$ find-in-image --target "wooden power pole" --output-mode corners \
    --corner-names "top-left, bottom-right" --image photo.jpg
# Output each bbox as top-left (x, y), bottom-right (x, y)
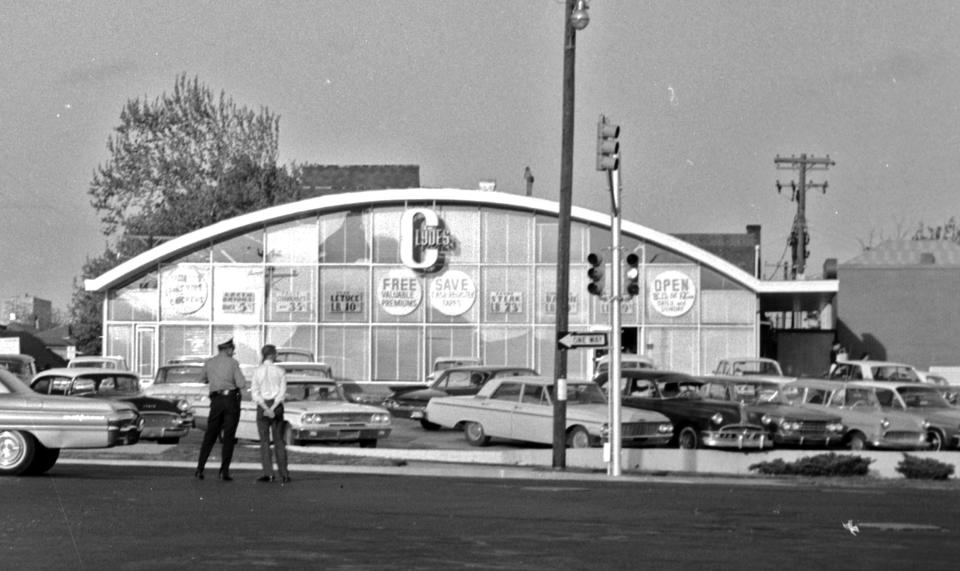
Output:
top-left (774, 154), bottom-right (835, 279)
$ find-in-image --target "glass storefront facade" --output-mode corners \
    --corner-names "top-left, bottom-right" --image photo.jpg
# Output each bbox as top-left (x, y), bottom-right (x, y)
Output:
top-left (100, 197), bottom-right (757, 383)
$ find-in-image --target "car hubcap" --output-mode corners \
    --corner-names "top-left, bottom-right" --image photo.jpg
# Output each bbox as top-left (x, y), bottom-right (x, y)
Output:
top-left (571, 432), bottom-right (589, 448)
top-left (0, 431), bottom-right (25, 469)
top-left (467, 423), bottom-right (482, 440)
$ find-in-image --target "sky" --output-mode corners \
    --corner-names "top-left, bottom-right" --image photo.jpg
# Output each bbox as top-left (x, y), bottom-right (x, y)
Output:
top-left (3, 1), bottom-right (960, 311)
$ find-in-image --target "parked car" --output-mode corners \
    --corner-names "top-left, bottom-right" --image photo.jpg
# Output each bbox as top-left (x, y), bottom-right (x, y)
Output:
top-left (828, 359), bottom-right (922, 382)
top-left (29, 368), bottom-right (193, 444)
top-left (426, 356), bottom-right (482, 383)
top-left (67, 355), bottom-right (129, 370)
top-left (0, 369), bottom-right (142, 476)
top-left (783, 379), bottom-right (927, 450)
top-left (917, 370), bottom-right (960, 405)
top-left (592, 354), bottom-right (655, 381)
top-left (142, 363), bottom-right (210, 428)
top-left (235, 376), bottom-right (392, 447)
top-left (0, 354), bottom-right (38, 383)
top-left (699, 376), bottom-right (845, 447)
top-left (424, 375), bottom-right (674, 448)
top-left (383, 365), bottom-right (537, 428)
top-left (594, 369), bottom-right (771, 450)
top-left (712, 357), bottom-right (794, 384)
top-left (862, 381), bottom-right (960, 451)
top-left (338, 380), bottom-right (391, 406)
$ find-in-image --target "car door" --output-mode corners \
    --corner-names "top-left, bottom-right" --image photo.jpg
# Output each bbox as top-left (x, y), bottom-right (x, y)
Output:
top-left (480, 382), bottom-right (522, 439)
top-left (510, 383), bottom-right (552, 444)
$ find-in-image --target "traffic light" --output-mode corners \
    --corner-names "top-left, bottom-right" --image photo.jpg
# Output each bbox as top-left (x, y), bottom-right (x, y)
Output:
top-left (587, 252), bottom-right (604, 296)
top-left (625, 252), bottom-right (640, 297)
top-left (596, 115), bottom-right (620, 171)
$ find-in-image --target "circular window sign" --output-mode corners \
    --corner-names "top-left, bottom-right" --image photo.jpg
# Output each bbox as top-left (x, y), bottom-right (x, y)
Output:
top-left (163, 265), bottom-right (209, 316)
top-left (377, 268), bottom-right (423, 316)
top-left (649, 270), bottom-right (696, 317)
top-left (429, 270), bottom-right (477, 316)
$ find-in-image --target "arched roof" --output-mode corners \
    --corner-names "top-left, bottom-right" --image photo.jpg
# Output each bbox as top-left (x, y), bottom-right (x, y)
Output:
top-left (85, 188), bottom-right (836, 299)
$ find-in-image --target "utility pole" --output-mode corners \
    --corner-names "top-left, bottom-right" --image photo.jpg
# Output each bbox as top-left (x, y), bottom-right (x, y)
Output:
top-left (774, 154), bottom-right (835, 279)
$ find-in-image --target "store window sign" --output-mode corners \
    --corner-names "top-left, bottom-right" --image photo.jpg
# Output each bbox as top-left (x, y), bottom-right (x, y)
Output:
top-left (330, 291), bottom-right (363, 313)
top-left (399, 208), bottom-right (455, 271)
top-left (489, 291), bottom-right (523, 314)
top-left (429, 270), bottom-right (476, 316)
top-left (650, 270), bottom-right (696, 317)
top-left (274, 292), bottom-right (312, 314)
top-left (378, 269), bottom-right (423, 316)
top-left (222, 291), bottom-right (256, 314)
top-left (544, 293), bottom-right (579, 314)
top-left (162, 266), bottom-right (208, 316)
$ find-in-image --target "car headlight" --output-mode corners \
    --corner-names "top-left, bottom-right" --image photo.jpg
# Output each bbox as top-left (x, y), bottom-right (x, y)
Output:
top-left (302, 413), bottom-right (324, 424)
top-left (176, 399), bottom-right (192, 412)
top-left (383, 398), bottom-right (397, 408)
top-left (371, 413), bottom-right (391, 424)
top-left (881, 418), bottom-right (891, 429)
top-left (779, 419), bottom-right (800, 431)
top-left (600, 423), bottom-right (610, 437)
top-left (658, 423), bottom-right (673, 434)
top-left (761, 414), bottom-right (774, 425)
top-left (827, 422), bottom-right (844, 432)
top-left (710, 413), bottom-right (724, 425)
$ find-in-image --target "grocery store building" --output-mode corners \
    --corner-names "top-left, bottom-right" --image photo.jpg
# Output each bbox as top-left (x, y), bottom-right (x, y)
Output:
top-left (85, 189), bottom-right (838, 383)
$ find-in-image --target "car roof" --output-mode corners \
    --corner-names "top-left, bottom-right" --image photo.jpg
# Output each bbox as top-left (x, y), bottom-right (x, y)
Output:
top-left (849, 380), bottom-right (934, 390)
top-left (37, 367), bottom-right (138, 377)
top-left (159, 362), bottom-right (203, 369)
top-left (440, 365), bottom-right (535, 373)
top-left (836, 359), bottom-right (914, 368)
top-left (703, 375), bottom-right (783, 386)
top-left (0, 353), bottom-right (35, 362)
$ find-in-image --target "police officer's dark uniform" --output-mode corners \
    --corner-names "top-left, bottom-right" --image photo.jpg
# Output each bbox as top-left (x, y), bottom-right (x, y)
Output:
top-left (195, 338), bottom-right (247, 481)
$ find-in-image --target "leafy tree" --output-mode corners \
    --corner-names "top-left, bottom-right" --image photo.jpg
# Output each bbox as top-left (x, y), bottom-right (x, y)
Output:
top-left (71, 74), bottom-right (306, 352)
top-left (88, 73), bottom-right (283, 236)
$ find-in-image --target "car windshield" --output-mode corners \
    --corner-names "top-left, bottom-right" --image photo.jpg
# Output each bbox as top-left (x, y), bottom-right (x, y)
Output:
top-left (731, 361), bottom-right (780, 376)
top-left (281, 366), bottom-right (331, 379)
top-left (897, 386), bottom-right (951, 408)
top-left (726, 382), bottom-right (787, 404)
top-left (155, 367), bottom-right (204, 384)
top-left (872, 365), bottom-right (920, 382)
top-left (285, 382), bottom-right (343, 402)
top-left (548, 383), bottom-right (606, 405)
top-left (0, 358), bottom-right (29, 375)
top-left (843, 388), bottom-right (881, 408)
top-left (94, 375), bottom-right (140, 394)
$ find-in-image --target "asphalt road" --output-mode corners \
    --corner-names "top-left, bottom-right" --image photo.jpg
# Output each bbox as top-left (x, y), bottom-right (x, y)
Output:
top-left (3, 463), bottom-right (959, 570)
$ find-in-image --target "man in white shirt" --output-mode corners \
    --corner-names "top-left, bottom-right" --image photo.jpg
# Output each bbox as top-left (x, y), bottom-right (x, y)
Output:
top-left (251, 344), bottom-right (290, 483)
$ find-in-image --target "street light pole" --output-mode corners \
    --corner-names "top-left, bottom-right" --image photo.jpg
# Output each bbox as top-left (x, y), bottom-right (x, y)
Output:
top-left (553, 0), bottom-right (588, 469)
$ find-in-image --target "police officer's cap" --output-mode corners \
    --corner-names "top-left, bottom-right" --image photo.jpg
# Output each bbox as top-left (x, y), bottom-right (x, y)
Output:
top-left (217, 338), bottom-right (236, 350)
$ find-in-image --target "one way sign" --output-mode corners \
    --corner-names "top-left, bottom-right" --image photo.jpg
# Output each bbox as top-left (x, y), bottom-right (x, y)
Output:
top-left (557, 331), bottom-right (608, 350)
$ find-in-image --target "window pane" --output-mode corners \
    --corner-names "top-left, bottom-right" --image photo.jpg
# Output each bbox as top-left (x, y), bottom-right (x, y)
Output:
top-left (160, 325), bottom-right (210, 364)
top-left (213, 230), bottom-right (264, 263)
top-left (373, 267), bottom-right (424, 323)
top-left (483, 267), bottom-right (531, 324)
top-left (372, 209), bottom-right (402, 264)
top-left (214, 266), bottom-right (265, 323)
top-left (265, 325), bottom-right (315, 358)
top-left (436, 207), bottom-right (480, 263)
top-left (266, 266), bottom-right (316, 322)
top-left (372, 326), bottom-right (422, 382)
top-left (108, 273), bottom-right (158, 321)
top-left (319, 326), bottom-right (369, 381)
top-left (320, 210), bottom-right (370, 263)
top-left (212, 325), bottom-right (261, 366)
top-left (484, 211), bottom-right (532, 264)
top-left (105, 325), bottom-right (133, 369)
top-left (265, 217), bottom-right (318, 263)
top-left (481, 327), bottom-right (532, 368)
top-left (426, 327), bottom-right (479, 370)
top-left (427, 268), bottom-right (479, 323)
top-left (320, 267), bottom-right (369, 322)
top-left (160, 264), bottom-right (211, 321)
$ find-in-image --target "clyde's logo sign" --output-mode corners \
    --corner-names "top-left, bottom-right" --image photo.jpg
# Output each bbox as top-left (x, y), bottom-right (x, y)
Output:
top-left (399, 208), bottom-right (455, 271)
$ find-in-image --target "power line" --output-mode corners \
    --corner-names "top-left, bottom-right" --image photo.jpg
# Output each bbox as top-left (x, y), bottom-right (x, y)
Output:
top-left (774, 154), bottom-right (835, 279)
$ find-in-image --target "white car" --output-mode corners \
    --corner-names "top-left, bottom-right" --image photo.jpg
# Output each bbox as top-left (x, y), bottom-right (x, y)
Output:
top-left (713, 357), bottom-right (794, 384)
top-left (67, 355), bottom-right (129, 371)
top-left (828, 359), bottom-right (922, 382)
top-left (236, 374), bottom-right (391, 447)
top-left (425, 375), bottom-right (673, 448)
top-left (142, 363), bottom-right (210, 428)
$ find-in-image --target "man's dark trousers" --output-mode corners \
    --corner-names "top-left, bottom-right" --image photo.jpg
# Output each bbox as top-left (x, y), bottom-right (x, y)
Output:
top-left (197, 391), bottom-right (241, 473)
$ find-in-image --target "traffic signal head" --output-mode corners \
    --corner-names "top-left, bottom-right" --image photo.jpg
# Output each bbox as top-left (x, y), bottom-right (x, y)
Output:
top-left (625, 252), bottom-right (640, 297)
top-left (596, 115), bottom-right (620, 171)
top-left (587, 252), bottom-right (604, 297)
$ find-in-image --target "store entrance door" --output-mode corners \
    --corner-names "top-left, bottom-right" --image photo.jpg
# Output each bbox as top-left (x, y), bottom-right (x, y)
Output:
top-left (135, 326), bottom-right (157, 382)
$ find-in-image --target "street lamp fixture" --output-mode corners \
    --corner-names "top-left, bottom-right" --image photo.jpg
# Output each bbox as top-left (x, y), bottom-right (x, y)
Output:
top-left (571, 0), bottom-right (590, 30)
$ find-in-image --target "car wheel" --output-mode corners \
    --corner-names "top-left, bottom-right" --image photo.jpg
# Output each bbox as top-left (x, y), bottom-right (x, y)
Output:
top-left (847, 432), bottom-right (867, 451)
top-left (927, 430), bottom-right (945, 451)
top-left (566, 426), bottom-right (591, 449)
top-left (284, 425), bottom-right (301, 446)
top-left (678, 427), bottom-right (699, 449)
top-left (359, 439), bottom-right (378, 448)
top-left (464, 422), bottom-right (490, 446)
top-left (24, 445), bottom-right (60, 476)
top-left (0, 430), bottom-right (37, 476)
top-left (419, 419), bottom-right (441, 431)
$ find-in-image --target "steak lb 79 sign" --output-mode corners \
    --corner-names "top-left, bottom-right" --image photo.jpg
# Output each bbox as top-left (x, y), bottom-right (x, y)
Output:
top-left (649, 270), bottom-right (696, 317)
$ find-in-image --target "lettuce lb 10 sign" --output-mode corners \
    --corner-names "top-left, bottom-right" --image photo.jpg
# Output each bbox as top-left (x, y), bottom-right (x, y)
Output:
top-left (649, 270), bottom-right (696, 317)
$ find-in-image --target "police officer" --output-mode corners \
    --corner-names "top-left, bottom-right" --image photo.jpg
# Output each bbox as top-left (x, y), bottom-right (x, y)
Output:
top-left (195, 338), bottom-right (247, 481)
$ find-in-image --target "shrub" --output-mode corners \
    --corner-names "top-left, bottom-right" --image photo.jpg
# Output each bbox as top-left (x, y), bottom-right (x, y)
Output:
top-left (895, 454), bottom-right (955, 480)
top-left (749, 453), bottom-right (874, 477)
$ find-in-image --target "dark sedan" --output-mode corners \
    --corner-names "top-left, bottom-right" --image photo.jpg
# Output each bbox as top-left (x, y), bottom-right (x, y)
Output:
top-left (699, 376), bottom-right (845, 447)
top-left (594, 369), bottom-right (771, 450)
top-left (384, 366), bottom-right (537, 429)
top-left (30, 368), bottom-right (193, 444)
